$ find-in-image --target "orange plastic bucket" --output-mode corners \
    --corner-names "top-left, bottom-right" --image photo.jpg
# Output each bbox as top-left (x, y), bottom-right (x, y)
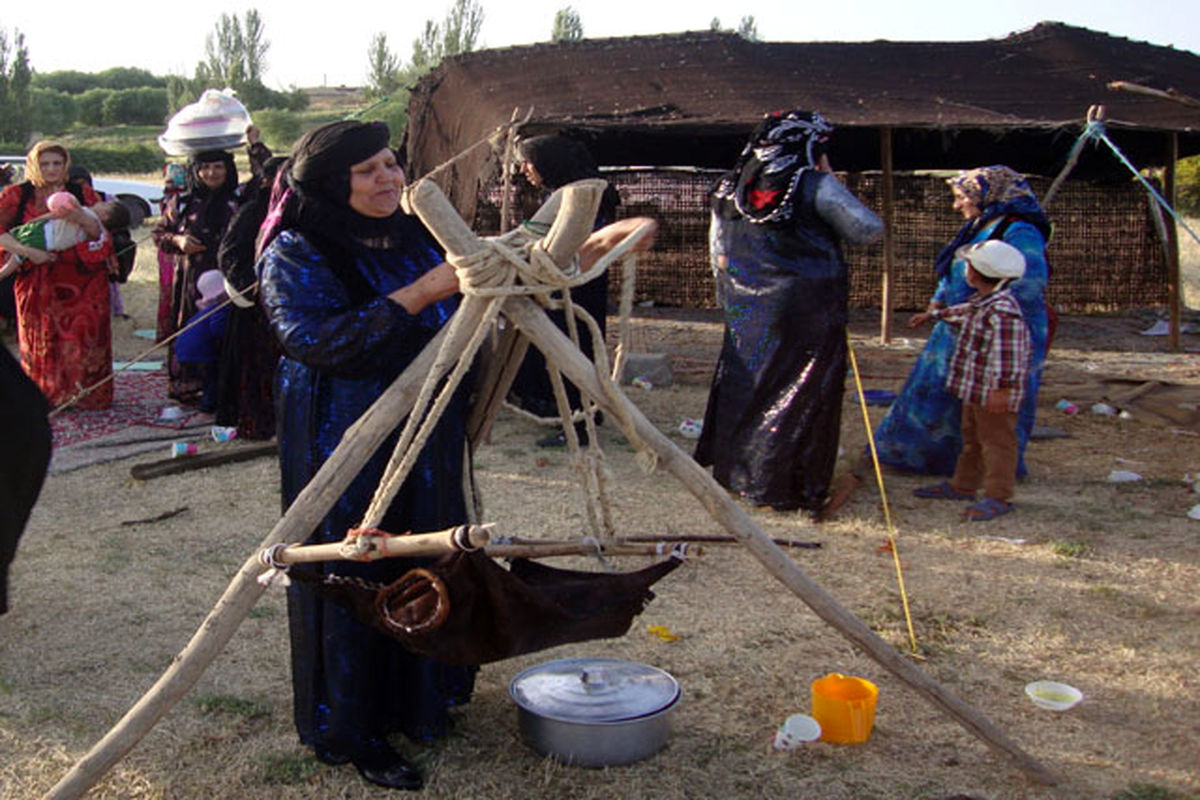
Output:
top-left (810, 673), bottom-right (878, 744)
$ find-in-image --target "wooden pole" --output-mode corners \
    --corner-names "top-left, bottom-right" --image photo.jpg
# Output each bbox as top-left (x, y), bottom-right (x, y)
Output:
top-left (879, 126), bottom-right (896, 344)
top-left (1165, 132), bottom-right (1181, 352)
top-left (502, 295), bottom-right (1059, 785)
top-left (272, 524), bottom-right (492, 565)
top-left (129, 443), bottom-right (277, 481)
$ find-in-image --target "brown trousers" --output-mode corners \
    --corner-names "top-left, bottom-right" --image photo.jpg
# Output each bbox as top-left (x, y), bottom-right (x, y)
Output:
top-left (951, 404), bottom-right (1019, 502)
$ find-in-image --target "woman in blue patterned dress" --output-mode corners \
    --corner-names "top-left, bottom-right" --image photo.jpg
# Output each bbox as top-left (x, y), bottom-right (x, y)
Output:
top-left (872, 165), bottom-right (1052, 478)
top-left (257, 121), bottom-right (469, 792)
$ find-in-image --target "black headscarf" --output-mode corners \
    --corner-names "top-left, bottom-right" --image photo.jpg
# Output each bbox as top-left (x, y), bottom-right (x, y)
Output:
top-left (274, 121), bottom-right (425, 302)
top-left (517, 134), bottom-right (620, 222)
top-left (711, 109), bottom-right (834, 224)
top-left (182, 149), bottom-right (239, 237)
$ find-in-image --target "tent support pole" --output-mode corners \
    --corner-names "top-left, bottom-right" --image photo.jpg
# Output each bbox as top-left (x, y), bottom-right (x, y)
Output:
top-left (1165, 132), bottom-right (1181, 352)
top-left (879, 126), bottom-right (896, 344)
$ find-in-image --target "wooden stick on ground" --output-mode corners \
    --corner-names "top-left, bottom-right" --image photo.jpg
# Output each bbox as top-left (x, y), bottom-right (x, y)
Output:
top-left (130, 443), bottom-right (277, 480)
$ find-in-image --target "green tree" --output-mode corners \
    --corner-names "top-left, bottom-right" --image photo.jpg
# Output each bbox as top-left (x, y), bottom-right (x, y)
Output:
top-left (0, 28), bottom-right (33, 143)
top-left (77, 88), bottom-right (116, 127)
top-left (175, 10), bottom-right (304, 113)
top-left (205, 12), bottom-right (247, 87)
top-left (29, 87), bottom-right (77, 134)
top-left (32, 70), bottom-right (95, 94)
top-left (708, 16), bottom-right (759, 41)
top-left (96, 66), bottom-right (165, 90)
top-left (365, 32), bottom-right (401, 100)
top-left (737, 15), bottom-right (758, 42)
top-left (551, 6), bottom-right (583, 42)
top-left (407, 0), bottom-right (484, 75)
top-left (101, 87), bottom-right (169, 126)
top-left (242, 9), bottom-right (269, 84)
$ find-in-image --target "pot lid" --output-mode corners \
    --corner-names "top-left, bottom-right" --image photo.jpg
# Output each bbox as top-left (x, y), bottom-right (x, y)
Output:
top-left (510, 658), bottom-right (680, 723)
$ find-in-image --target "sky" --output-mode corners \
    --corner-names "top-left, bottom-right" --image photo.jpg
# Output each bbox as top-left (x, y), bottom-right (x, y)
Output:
top-left (5, 0), bottom-right (1200, 89)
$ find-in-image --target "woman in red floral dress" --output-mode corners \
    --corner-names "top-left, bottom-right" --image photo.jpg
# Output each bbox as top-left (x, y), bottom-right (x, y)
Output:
top-left (0, 141), bottom-right (114, 409)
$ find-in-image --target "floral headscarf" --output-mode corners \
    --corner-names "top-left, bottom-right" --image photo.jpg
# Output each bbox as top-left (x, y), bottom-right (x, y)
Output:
top-left (934, 165), bottom-right (1051, 280)
top-left (25, 141), bottom-right (71, 189)
top-left (947, 165), bottom-right (1040, 213)
top-left (712, 109), bottom-right (834, 224)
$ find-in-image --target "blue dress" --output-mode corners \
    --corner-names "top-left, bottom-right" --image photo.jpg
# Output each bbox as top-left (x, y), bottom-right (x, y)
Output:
top-left (258, 221), bottom-right (475, 754)
top-left (872, 218), bottom-right (1049, 476)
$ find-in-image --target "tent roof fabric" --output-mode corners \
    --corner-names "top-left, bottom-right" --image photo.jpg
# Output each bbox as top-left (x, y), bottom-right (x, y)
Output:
top-left (405, 22), bottom-right (1200, 212)
top-left (418, 22), bottom-right (1200, 132)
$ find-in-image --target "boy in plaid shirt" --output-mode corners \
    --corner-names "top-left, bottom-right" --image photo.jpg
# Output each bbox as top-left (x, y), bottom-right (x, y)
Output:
top-left (910, 240), bottom-right (1031, 521)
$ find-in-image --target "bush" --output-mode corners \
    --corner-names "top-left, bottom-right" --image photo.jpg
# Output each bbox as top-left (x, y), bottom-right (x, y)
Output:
top-left (29, 88), bottom-right (78, 134)
top-left (32, 67), bottom-right (164, 95)
top-left (77, 89), bottom-right (116, 127)
top-left (101, 88), bottom-right (169, 126)
top-left (237, 82), bottom-right (310, 112)
top-left (67, 142), bottom-right (164, 174)
top-left (359, 94), bottom-right (409, 144)
top-left (95, 67), bottom-right (165, 91)
top-left (253, 109), bottom-right (303, 152)
top-left (1176, 155), bottom-right (1200, 216)
top-left (32, 70), bottom-right (96, 95)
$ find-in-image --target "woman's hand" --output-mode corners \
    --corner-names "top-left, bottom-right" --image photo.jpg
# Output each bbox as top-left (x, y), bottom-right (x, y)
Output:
top-left (908, 311), bottom-right (934, 329)
top-left (176, 234), bottom-right (206, 254)
top-left (387, 261), bottom-right (460, 313)
top-left (578, 217), bottom-right (658, 272)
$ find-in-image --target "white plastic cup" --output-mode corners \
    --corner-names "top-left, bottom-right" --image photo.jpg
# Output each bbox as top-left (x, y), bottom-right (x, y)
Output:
top-left (773, 713), bottom-right (821, 750)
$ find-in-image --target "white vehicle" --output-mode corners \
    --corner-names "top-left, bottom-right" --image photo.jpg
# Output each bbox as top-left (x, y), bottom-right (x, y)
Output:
top-left (91, 178), bottom-right (163, 220)
top-left (1, 156), bottom-right (163, 223)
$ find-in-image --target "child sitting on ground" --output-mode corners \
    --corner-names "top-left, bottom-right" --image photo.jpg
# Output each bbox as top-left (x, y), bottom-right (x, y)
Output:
top-left (909, 240), bottom-right (1031, 522)
top-left (0, 192), bottom-right (129, 280)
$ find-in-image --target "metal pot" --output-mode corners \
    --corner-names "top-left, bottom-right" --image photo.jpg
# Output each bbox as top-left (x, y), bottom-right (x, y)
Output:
top-left (509, 657), bottom-right (681, 767)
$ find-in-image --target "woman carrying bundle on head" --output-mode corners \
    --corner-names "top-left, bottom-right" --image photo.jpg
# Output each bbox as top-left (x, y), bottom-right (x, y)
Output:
top-left (153, 149), bottom-right (240, 405)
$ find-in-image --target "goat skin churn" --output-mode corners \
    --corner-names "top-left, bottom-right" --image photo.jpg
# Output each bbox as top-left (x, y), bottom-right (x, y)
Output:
top-left (509, 657), bottom-right (680, 767)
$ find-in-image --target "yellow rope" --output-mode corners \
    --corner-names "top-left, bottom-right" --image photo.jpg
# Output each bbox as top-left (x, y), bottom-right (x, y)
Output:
top-left (846, 336), bottom-right (919, 655)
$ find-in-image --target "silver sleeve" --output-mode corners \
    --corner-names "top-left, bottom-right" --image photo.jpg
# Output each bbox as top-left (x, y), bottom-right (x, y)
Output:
top-left (813, 173), bottom-right (885, 246)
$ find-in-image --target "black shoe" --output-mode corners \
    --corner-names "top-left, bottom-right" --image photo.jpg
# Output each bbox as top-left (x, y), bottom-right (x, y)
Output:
top-left (353, 745), bottom-right (424, 791)
top-left (536, 430), bottom-right (568, 448)
top-left (313, 746), bottom-right (351, 766)
top-left (536, 425), bottom-right (589, 448)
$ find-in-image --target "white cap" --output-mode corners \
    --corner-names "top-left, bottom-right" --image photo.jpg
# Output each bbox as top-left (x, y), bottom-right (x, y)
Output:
top-left (956, 240), bottom-right (1026, 279)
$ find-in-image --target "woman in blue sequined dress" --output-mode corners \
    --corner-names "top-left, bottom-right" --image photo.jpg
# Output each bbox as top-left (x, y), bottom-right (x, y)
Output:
top-left (871, 165), bottom-right (1052, 478)
top-left (257, 121), bottom-right (470, 792)
top-left (693, 110), bottom-right (883, 516)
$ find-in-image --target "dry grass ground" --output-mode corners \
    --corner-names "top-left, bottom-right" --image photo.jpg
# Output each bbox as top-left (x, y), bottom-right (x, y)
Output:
top-left (1, 246), bottom-right (1199, 800)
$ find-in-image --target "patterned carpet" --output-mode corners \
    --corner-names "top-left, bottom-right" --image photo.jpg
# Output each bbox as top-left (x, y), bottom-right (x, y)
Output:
top-left (48, 370), bottom-right (215, 473)
top-left (50, 370), bottom-right (187, 448)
